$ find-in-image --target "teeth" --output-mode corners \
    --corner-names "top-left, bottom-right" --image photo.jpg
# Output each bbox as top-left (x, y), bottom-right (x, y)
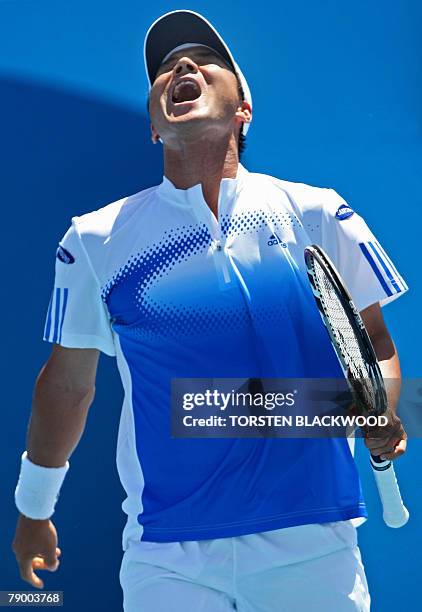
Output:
top-left (174, 80), bottom-right (195, 94)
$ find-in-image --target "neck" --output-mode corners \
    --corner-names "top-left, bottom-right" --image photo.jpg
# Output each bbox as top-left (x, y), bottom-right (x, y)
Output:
top-left (163, 133), bottom-right (240, 217)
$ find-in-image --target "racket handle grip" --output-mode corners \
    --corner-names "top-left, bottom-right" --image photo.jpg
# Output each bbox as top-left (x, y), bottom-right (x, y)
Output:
top-left (370, 455), bottom-right (409, 528)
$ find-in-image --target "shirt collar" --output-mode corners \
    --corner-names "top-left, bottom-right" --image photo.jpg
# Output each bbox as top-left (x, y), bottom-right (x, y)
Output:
top-left (157, 163), bottom-right (248, 207)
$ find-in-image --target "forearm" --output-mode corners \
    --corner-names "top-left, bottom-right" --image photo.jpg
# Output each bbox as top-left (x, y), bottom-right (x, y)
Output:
top-left (361, 303), bottom-right (401, 414)
top-left (27, 365), bottom-right (95, 467)
top-left (372, 335), bottom-right (401, 414)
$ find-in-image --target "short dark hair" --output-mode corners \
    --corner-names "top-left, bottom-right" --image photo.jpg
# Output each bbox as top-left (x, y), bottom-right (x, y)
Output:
top-left (147, 64), bottom-right (247, 159)
top-left (234, 74), bottom-right (247, 158)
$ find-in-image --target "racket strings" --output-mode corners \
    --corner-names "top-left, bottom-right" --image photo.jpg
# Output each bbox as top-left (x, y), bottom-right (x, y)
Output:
top-left (313, 259), bottom-right (377, 411)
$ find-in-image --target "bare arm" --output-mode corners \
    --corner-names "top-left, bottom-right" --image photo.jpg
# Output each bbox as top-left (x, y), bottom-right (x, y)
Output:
top-left (360, 302), bottom-right (406, 460)
top-left (13, 345), bottom-right (100, 588)
top-left (27, 345), bottom-right (100, 466)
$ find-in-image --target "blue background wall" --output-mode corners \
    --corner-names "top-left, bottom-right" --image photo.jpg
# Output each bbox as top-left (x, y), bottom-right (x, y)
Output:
top-left (1, 1), bottom-right (420, 610)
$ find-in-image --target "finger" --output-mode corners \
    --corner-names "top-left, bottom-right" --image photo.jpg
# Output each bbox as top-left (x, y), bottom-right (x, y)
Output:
top-left (375, 436), bottom-right (403, 456)
top-left (364, 438), bottom-right (391, 453)
top-left (366, 435), bottom-right (402, 455)
top-left (368, 443), bottom-right (394, 456)
top-left (364, 435), bottom-right (389, 446)
top-left (381, 438), bottom-right (407, 461)
top-left (370, 446), bottom-right (395, 457)
top-left (32, 556), bottom-right (60, 572)
top-left (19, 558), bottom-right (44, 589)
top-left (43, 550), bottom-right (60, 571)
top-left (32, 556), bottom-right (45, 569)
top-left (372, 437), bottom-right (405, 459)
top-left (364, 430), bottom-right (390, 442)
top-left (381, 448), bottom-right (405, 461)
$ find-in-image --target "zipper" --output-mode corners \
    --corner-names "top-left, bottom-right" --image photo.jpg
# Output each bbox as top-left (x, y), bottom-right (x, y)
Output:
top-left (191, 191), bottom-right (233, 289)
top-left (212, 239), bottom-right (231, 285)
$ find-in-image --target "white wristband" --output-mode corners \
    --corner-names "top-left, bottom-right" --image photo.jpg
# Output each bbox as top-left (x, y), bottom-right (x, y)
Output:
top-left (15, 452), bottom-right (69, 520)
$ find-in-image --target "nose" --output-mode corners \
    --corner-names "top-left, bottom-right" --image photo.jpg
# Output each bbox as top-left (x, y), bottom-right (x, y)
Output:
top-left (173, 57), bottom-right (199, 77)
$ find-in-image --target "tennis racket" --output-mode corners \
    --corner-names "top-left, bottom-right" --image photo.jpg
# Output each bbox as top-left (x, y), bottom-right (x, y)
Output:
top-left (304, 244), bottom-right (409, 528)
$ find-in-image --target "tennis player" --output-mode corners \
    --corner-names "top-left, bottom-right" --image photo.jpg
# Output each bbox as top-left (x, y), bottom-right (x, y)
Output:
top-left (13, 10), bottom-right (408, 611)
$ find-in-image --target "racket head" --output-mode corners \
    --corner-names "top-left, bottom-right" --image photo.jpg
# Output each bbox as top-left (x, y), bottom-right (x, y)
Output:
top-left (304, 244), bottom-right (387, 416)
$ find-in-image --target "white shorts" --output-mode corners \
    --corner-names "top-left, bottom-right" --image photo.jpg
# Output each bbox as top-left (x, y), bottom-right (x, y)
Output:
top-left (120, 521), bottom-right (370, 612)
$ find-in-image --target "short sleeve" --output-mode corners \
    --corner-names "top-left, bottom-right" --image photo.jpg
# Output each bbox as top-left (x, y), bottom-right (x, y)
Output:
top-left (43, 219), bottom-right (116, 356)
top-left (320, 190), bottom-right (408, 312)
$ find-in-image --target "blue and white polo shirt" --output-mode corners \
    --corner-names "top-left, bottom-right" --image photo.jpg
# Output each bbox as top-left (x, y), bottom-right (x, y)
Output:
top-left (43, 164), bottom-right (407, 547)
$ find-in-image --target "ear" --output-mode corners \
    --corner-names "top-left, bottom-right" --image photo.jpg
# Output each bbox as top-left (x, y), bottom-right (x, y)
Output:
top-left (150, 123), bottom-right (161, 144)
top-left (235, 101), bottom-right (252, 125)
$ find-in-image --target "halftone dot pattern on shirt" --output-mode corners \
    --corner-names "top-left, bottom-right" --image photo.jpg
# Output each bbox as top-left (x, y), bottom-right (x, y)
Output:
top-left (101, 208), bottom-right (301, 303)
top-left (100, 210), bottom-right (303, 339)
top-left (128, 303), bottom-right (252, 340)
top-left (220, 209), bottom-right (302, 238)
top-left (101, 223), bottom-right (212, 304)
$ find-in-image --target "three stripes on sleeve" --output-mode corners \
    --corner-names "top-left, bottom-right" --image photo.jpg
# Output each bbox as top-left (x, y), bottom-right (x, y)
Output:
top-left (43, 287), bottom-right (69, 344)
top-left (359, 240), bottom-right (407, 298)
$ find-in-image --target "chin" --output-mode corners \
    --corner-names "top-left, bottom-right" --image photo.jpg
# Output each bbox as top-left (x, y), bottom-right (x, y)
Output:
top-left (166, 109), bottom-right (212, 130)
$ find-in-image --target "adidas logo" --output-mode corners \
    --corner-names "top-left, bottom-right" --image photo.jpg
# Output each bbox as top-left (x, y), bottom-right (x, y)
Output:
top-left (268, 234), bottom-right (287, 248)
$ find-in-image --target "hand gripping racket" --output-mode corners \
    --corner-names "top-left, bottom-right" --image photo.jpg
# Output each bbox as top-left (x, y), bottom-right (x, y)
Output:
top-left (304, 244), bottom-right (409, 528)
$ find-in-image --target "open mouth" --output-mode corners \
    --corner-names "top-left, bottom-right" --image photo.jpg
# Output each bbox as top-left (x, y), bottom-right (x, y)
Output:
top-left (171, 79), bottom-right (202, 104)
